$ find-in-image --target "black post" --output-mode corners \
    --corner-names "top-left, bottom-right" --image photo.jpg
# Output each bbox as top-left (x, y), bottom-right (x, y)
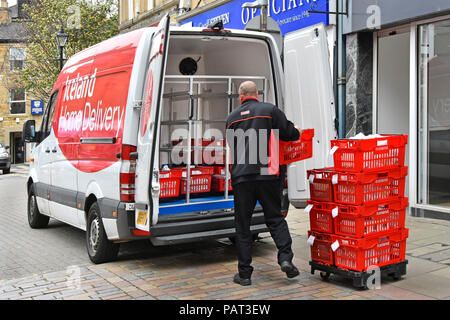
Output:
top-left (59, 45), bottom-right (64, 71)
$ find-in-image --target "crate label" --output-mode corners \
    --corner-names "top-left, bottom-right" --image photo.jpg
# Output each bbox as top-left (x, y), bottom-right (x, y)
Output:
top-left (377, 242), bottom-right (390, 248)
top-left (309, 175), bottom-right (315, 184)
top-left (332, 174), bottom-right (339, 185)
top-left (377, 139), bottom-right (388, 146)
top-left (330, 146), bottom-right (339, 155)
top-left (305, 204), bottom-right (313, 213)
top-left (331, 240), bottom-right (340, 252)
top-left (332, 207), bottom-right (339, 218)
top-left (307, 235), bottom-right (315, 246)
top-left (375, 178), bottom-right (388, 184)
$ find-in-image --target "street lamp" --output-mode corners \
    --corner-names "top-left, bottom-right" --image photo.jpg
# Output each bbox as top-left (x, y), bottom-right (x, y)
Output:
top-left (56, 26), bottom-right (68, 71)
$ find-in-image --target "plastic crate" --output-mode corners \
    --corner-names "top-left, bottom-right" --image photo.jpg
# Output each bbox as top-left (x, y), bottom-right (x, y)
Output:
top-left (308, 230), bottom-right (334, 266)
top-left (211, 174), bottom-right (233, 192)
top-left (307, 168), bottom-right (335, 202)
top-left (306, 200), bottom-right (336, 234)
top-left (331, 135), bottom-right (408, 173)
top-left (332, 229), bottom-right (409, 272)
top-left (334, 198), bottom-right (408, 238)
top-left (333, 166), bottom-right (408, 205)
top-left (279, 129), bottom-right (314, 165)
top-left (159, 169), bottom-right (183, 199)
top-left (181, 175), bottom-right (212, 194)
top-left (172, 139), bottom-right (226, 165)
top-left (172, 166), bottom-right (214, 178)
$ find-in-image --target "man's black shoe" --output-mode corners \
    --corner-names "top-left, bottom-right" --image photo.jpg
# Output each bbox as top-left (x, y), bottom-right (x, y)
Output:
top-left (233, 273), bottom-right (251, 286)
top-left (280, 261), bottom-right (300, 278)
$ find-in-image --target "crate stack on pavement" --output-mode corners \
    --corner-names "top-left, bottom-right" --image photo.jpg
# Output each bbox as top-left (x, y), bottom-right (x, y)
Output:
top-left (306, 134), bottom-right (409, 273)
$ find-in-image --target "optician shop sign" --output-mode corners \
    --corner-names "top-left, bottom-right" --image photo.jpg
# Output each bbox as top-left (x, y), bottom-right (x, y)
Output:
top-left (181, 0), bottom-right (329, 36)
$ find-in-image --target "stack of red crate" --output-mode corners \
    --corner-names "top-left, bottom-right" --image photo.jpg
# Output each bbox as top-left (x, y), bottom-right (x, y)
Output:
top-left (306, 134), bottom-right (409, 272)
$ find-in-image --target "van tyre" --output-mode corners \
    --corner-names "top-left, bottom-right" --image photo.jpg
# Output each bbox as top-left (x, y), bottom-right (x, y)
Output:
top-left (28, 185), bottom-right (49, 228)
top-left (86, 202), bottom-right (120, 264)
top-left (3, 168), bottom-right (10, 174)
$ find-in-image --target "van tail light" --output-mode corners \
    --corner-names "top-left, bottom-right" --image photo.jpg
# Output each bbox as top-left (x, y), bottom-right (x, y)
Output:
top-left (120, 145), bottom-right (137, 202)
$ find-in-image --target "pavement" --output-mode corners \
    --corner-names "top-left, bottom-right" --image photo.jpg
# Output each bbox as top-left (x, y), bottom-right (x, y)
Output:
top-left (1, 167), bottom-right (450, 300)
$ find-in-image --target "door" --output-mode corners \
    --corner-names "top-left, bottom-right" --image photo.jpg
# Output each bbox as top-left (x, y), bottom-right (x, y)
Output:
top-left (48, 89), bottom-right (81, 227)
top-left (283, 23), bottom-right (337, 205)
top-left (134, 15), bottom-right (170, 232)
top-left (34, 91), bottom-right (59, 216)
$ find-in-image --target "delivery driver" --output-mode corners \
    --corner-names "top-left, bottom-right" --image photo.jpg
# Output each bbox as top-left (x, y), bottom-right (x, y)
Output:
top-left (226, 81), bottom-right (302, 286)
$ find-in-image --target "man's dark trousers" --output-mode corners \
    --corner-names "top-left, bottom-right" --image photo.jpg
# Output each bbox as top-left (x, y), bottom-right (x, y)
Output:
top-left (233, 178), bottom-right (294, 279)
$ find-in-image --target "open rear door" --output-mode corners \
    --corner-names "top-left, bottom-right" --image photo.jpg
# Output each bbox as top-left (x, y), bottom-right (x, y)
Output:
top-left (283, 23), bottom-right (337, 207)
top-left (134, 15), bottom-right (170, 231)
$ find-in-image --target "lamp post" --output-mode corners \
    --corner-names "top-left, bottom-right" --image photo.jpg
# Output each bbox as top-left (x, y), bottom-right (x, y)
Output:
top-left (56, 26), bottom-right (69, 71)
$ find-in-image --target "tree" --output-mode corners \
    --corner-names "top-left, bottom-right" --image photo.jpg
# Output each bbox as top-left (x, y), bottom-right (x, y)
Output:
top-left (17, 0), bottom-right (119, 101)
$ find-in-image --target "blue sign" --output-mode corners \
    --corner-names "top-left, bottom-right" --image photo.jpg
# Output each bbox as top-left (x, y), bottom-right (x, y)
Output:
top-left (181, 0), bottom-right (329, 36)
top-left (31, 100), bottom-right (44, 115)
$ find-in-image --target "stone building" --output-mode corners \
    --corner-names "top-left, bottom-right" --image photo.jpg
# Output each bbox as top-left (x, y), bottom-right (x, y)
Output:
top-left (0, 0), bottom-right (41, 164)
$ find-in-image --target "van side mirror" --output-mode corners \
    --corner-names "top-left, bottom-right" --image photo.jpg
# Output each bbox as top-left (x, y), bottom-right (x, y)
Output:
top-left (5, 146), bottom-right (9, 150)
top-left (23, 120), bottom-right (37, 143)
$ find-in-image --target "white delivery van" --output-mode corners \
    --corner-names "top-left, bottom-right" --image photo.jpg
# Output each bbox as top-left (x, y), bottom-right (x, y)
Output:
top-left (22, 15), bottom-right (336, 263)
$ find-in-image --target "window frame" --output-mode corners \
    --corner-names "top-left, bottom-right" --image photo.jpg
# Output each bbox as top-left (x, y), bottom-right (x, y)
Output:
top-left (9, 47), bottom-right (26, 72)
top-left (9, 88), bottom-right (27, 115)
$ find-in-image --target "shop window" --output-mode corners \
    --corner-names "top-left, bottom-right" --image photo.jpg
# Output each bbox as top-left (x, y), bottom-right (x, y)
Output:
top-left (418, 18), bottom-right (450, 208)
top-left (10, 48), bottom-right (26, 72)
top-left (9, 89), bottom-right (26, 115)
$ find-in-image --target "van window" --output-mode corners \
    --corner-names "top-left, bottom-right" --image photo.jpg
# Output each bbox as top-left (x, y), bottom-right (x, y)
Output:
top-left (42, 91), bottom-right (59, 138)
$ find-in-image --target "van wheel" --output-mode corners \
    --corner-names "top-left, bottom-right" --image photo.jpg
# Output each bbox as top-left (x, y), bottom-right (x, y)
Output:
top-left (3, 168), bottom-right (10, 174)
top-left (28, 185), bottom-right (49, 229)
top-left (86, 202), bottom-right (120, 264)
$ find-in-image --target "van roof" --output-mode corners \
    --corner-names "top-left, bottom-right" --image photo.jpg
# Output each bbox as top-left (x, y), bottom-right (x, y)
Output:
top-left (54, 25), bottom-right (274, 91)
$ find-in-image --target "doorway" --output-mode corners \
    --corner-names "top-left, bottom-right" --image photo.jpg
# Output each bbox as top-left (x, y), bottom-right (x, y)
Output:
top-left (375, 29), bottom-right (411, 196)
top-left (9, 132), bottom-right (24, 164)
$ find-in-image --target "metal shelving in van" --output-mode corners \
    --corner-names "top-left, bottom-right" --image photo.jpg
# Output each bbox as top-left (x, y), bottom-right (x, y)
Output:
top-left (158, 75), bottom-right (267, 211)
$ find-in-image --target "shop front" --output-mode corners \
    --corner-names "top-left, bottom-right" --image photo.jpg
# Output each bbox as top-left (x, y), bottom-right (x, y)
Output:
top-left (345, 0), bottom-right (450, 219)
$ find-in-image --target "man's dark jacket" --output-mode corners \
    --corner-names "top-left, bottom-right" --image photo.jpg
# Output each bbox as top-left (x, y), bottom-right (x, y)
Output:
top-left (226, 97), bottom-right (300, 185)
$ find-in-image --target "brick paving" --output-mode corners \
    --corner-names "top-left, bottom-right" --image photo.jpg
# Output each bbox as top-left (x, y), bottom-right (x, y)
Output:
top-left (1, 173), bottom-right (450, 300)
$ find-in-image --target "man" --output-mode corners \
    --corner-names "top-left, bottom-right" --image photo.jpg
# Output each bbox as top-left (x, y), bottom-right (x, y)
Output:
top-left (226, 81), bottom-right (302, 286)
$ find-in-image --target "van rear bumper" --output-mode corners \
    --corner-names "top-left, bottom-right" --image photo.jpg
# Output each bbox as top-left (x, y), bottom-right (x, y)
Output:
top-left (149, 209), bottom-right (268, 246)
top-left (115, 204), bottom-right (268, 244)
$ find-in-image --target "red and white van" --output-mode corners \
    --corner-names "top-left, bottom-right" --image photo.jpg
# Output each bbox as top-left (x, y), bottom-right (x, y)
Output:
top-left (23, 15), bottom-right (336, 263)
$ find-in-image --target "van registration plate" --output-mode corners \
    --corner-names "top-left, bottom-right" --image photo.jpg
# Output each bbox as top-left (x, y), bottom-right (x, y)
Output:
top-left (136, 211), bottom-right (148, 226)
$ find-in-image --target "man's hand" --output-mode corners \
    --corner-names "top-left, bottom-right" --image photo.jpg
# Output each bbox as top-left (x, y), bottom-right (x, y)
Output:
top-left (295, 126), bottom-right (303, 137)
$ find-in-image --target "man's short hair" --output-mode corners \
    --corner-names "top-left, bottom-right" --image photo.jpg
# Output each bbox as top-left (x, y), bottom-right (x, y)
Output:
top-left (239, 81), bottom-right (258, 97)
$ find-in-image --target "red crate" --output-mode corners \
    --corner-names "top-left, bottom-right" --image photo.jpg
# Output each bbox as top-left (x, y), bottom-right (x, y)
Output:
top-left (333, 167), bottom-right (408, 205)
top-left (202, 139), bottom-right (226, 165)
top-left (332, 229), bottom-right (409, 272)
top-left (307, 200), bottom-right (336, 234)
top-left (172, 166), bottom-right (214, 177)
top-left (160, 178), bottom-right (180, 198)
top-left (211, 174), bottom-right (233, 192)
top-left (172, 139), bottom-right (226, 165)
top-left (307, 168), bottom-right (335, 202)
top-left (334, 198), bottom-right (408, 238)
top-left (181, 175), bottom-right (212, 194)
top-left (279, 129), bottom-right (314, 165)
top-left (308, 231), bottom-right (334, 266)
top-left (331, 135), bottom-right (408, 173)
top-left (159, 169), bottom-right (183, 199)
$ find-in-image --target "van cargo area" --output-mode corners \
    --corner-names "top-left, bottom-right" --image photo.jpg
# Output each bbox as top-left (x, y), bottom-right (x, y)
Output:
top-left (157, 34), bottom-right (277, 216)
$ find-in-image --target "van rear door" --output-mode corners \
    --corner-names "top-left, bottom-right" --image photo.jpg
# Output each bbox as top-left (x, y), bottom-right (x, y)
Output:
top-left (283, 23), bottom-right (337, 206)
top-left (134, 15), bottom-right (170, 232)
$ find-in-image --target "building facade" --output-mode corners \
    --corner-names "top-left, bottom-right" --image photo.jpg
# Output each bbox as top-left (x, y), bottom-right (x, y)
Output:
top-left (0, 0), bottom-right (42, 164)
top-left (343, 0), bottom-right (450, 220)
